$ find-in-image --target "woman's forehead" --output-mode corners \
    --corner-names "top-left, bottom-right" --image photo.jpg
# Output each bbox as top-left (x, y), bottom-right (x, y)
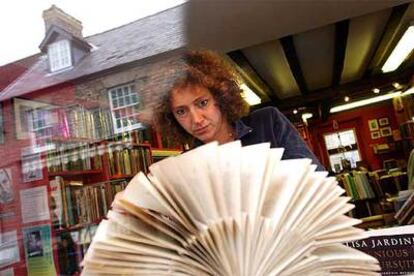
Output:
top-left (170, 85), bottom-right (212, 106)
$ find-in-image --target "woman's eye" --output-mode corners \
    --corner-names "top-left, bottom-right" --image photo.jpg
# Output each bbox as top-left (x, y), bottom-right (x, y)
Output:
top-left (199, 99), bottom-right (208, 107)
top-left (175, 109), bottom-right (186, 117)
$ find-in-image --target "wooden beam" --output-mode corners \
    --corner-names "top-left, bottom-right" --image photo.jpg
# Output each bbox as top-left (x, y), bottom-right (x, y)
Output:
top-left (280, 35), bottom-right (309, 95)
top-left (227, 50), bottom-right (279, 103)
top-left (332, 20), bottom-right (349, 87)
top-left (276, 64), bottom-right (414, 111)
top-left (364, 3), bottom-right (410, 77)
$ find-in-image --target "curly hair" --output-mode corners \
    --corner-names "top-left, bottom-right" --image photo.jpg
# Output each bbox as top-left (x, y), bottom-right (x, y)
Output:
top-left (155, 49), bottom-right (250, 147)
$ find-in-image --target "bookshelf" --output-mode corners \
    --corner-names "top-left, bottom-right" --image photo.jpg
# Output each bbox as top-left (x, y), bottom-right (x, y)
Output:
top-left (44, 137), bottom-right (152, 274)
top-left (336, 169), bottom-right (408, 229)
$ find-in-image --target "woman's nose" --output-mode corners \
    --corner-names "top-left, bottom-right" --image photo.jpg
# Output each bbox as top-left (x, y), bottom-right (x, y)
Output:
top-left (190, 109), bottom-right (203, 124)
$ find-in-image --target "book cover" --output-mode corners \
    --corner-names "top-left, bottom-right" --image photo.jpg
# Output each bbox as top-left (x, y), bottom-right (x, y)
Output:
top-left (346, 225), bottom-right (414, 275)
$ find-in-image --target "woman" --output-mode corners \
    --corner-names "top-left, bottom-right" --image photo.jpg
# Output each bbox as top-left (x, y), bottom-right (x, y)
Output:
top-left (154, 50), bottom-right (324, 170)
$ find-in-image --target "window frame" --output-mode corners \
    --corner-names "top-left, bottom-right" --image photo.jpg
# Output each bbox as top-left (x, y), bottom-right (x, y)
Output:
top-left (108, 83), bottom-right (144, 134)
top-left (323, 128), bottom-right (362, 172)
top-left (47, 39), bottom-right (72, 72)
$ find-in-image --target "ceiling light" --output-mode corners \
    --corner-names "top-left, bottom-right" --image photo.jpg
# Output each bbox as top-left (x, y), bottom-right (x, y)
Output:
top-left (344, 96), bottom-right (350, 102)
top-left (372, 88), bottom-right (380, 94)
top-left (392, 82), bottom-right (402, 89)
top-left (330, 91), bottom-right (402, 113)
top-left (240, 83), bottom-right (261, 106)
top-left (302, 112), bottom-right (313, 120)
top-left (382, 24), bottom-right (414, 73)
top-left (293, 109), bottom-right (298, 114)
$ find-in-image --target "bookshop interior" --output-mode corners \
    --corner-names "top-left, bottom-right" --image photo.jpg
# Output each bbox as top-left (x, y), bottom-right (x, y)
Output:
top-left (1, 1), bottom-right (414, 275)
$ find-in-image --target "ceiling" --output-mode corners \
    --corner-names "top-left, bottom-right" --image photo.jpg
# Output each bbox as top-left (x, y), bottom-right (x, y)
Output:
top-left (185, 0), bottom-right (414, 121)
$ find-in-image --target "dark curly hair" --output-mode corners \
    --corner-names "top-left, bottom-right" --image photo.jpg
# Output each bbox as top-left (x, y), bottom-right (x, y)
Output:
top-left (155, 49), bottom-right (249, 147)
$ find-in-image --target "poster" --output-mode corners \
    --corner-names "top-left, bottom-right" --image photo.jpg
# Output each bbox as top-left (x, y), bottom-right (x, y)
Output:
top-left (22, 225), bottom-right (56, 276)
top-left (0, 168), bottom-right (13, 204)
top-left (21, 150), bottom-right (43, 183)
top-left (346, 225), bottom-right (414, 275)
top-left (0, 231), bottom-right (20, 268)
top-left (20, 186), bottom-right (50, 224)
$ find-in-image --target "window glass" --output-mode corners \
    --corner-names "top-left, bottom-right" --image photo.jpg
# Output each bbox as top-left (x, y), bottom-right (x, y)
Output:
top-left (324, 129), bottom-right (361, 172)
top-left (108, 84), bottom-right (143, 133)
top-left (48, 40), bottom-right (72, 72)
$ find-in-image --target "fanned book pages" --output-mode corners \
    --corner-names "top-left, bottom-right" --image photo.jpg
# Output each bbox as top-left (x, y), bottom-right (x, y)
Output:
top-left (81, 141), bottom-right (380, 275)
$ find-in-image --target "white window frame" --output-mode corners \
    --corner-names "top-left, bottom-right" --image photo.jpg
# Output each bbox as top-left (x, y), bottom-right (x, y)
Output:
top-left (27, 107), bottom-right (57, 142)
top-left (108, 84), bottom-right (143, 134)
top-left (323, 128), bottom-right (362, 172)
top-left (48, 40), bottom-right (72, 72)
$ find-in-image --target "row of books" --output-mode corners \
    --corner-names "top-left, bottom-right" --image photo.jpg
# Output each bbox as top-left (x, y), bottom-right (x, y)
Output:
top-left (35, 106), bottom-right (114, 141)
top-left (30, 106), bottom-right (111, 142)
top-left (339, 170), bottom-right (409, 200)
top-left (31, 104), bottom-right (153, 143)
top-left (46, 142), bottom-right (104, 173)
top-left (107, 143), bottom-right (152, 177)
top-left (337, 172), bottom-right (376, 200)
top-left (50, 177), bottom-right (128, 228)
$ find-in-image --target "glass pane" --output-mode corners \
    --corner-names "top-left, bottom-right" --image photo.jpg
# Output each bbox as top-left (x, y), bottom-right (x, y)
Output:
top-left (324, 133), bottom-right (340, 150)
top-left (329, 153), bottom-right (344, 172)
top-left (343, 150), bottom-right (361, 168)
top-left (339, 129), bottom-right (356, 146)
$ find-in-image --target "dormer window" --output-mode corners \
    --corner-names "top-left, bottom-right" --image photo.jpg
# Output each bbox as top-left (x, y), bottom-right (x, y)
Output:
top-left (48, 40), bottom-right (72, 72)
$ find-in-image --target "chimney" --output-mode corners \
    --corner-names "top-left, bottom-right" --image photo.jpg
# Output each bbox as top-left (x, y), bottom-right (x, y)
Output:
top-left (42, 5), bottom-right (83, 38)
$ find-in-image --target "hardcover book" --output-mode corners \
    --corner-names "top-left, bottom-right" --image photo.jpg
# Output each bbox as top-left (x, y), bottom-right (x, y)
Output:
top-left (82, 141), bottom-right (379, 275)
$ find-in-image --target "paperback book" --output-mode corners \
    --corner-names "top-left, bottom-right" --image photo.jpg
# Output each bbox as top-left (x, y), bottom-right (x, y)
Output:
top-left (82, 141), bottom-right (380, 275)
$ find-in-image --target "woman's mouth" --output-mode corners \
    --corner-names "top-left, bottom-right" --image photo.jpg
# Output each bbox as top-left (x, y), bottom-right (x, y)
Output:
top-left (193, 125), bottom-right (209, 135)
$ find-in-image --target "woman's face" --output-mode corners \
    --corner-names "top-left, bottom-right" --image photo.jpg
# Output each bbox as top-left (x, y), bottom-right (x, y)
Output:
top-left (170, 85), bottom-right (231, 144)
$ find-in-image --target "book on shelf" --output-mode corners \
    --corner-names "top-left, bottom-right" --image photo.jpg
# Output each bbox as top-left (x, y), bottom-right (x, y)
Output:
top-left (50, 176), bottom-right (128, 229)
top-left (346, 224), bottom-right (414, 275)
top-left (107, 143), bottom-right (152, 177)
top-left (338, 171), bottom-right (376, 200)
top-left (82, 141), bottom-right (380, 275)
top-left (46, 142), bottom-right (103, 173)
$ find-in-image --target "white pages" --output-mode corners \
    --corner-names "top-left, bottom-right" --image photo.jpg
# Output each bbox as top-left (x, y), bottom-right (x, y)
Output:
top-left (82, 141), bottom-right (379, 275)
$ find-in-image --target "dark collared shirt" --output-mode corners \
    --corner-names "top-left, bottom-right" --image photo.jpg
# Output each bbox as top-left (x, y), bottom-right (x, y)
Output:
top-left (236, 107), bottom-right (324, 171)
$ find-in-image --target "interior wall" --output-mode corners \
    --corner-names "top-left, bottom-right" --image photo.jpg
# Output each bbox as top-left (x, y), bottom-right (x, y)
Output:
top-left (309, 101), bottom-right (401, 171)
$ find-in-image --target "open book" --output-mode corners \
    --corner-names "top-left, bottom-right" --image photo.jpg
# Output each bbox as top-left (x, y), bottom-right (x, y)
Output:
top-left (82, 141), bottom-right (380, 275)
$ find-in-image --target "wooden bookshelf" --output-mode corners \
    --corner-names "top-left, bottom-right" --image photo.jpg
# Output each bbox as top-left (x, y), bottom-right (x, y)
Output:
top-left (357, 213), bottom-right (396, 229)
top-left (109, 174), bottom-right (135, 180)
top-left (49, 169), bottom-right (103, 177)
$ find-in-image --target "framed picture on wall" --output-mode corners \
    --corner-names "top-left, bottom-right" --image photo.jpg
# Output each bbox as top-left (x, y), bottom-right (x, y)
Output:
top-left (368, 119), bottom-right (379, 131)
top-left (380, 127), bottom-right (392, 137)
top-left (371, 131), bottom-right (381, 139)
top-left (378, 117), bottom-right (389, 126)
